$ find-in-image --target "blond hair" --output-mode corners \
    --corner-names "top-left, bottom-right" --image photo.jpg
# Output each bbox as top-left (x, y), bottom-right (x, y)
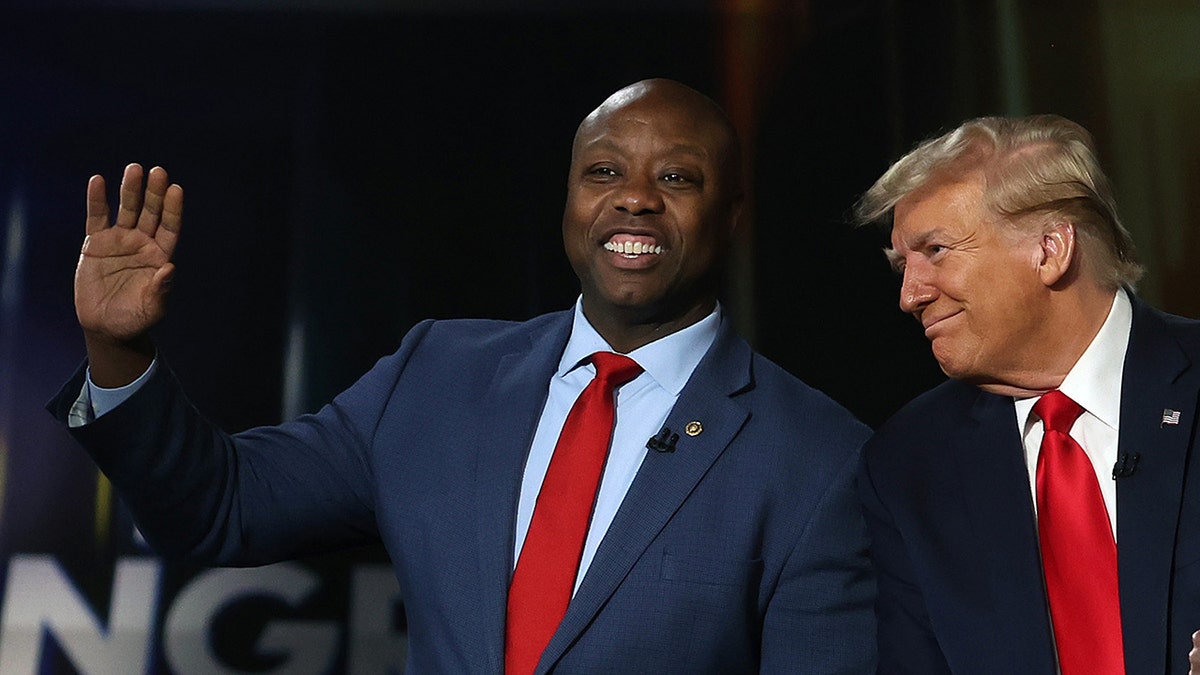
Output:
top-left (855, 114), bottom-right (1142, 288)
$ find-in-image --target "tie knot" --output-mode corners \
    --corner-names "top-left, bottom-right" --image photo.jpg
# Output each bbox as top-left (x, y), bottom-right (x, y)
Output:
top-left (589, 352), bottom-right (642, 389)
top-left (1033, 390), bottom-right (1084, 434)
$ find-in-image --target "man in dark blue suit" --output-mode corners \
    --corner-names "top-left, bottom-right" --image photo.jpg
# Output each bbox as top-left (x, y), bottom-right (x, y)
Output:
top-left (855, 114), bottom-right (1200, 674)
top-left (49, 79), bottom-right (875, 673)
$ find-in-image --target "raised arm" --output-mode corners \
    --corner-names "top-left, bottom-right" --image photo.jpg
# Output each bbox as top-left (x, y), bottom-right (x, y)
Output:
top-left (75, 163), bottom-right (183, 386)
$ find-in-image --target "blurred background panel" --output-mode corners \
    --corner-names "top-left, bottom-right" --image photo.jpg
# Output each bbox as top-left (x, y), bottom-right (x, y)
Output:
top-left (0, 0), bottom-right (1195, 672)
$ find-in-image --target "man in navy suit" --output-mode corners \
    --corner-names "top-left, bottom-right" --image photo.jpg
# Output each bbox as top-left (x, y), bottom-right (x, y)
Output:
top-left (855, 114), bottom-right (1200, 674)
top-left (50, 79), bottom-right (875, 673)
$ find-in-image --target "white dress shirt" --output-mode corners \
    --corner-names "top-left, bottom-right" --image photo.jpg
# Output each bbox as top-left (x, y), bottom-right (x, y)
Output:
top-left (1014, 289), bottom-right (1131, 539)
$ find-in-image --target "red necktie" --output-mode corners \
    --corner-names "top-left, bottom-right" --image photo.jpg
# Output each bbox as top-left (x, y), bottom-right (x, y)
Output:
top-left (1034, 390), bottom-right (1125, 675)
top-left (505, 352), bottom-right (642, 675)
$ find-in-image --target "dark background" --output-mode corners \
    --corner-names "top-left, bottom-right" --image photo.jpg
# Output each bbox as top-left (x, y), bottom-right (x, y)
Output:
top-left (8, 1), bottom-right (1195, 431)
top-left (1, 1), bottom-right (1196, 671)
top-left (0, 2), bottom-right (951, 434)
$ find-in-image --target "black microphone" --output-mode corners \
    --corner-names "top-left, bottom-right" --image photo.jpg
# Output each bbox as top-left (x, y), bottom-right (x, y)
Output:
top-left (1112, 452), bottom-right (1140, 479)
top-left (646, 427), bottom-right (678, 453)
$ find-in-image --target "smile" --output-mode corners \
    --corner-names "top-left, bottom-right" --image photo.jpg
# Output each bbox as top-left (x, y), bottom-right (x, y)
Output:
top-left (922, 310), bottom-right (961, 336)
top-left (604, 236), bottom-right (663, 257)
top-left (604, 241), bottom-right (663, 256)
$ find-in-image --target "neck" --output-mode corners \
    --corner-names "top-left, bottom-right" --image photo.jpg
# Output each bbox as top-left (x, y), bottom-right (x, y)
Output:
top-left (582, 297), bottom-right (716, 353)
top-left (978, 283), bottom-right (1118, 398)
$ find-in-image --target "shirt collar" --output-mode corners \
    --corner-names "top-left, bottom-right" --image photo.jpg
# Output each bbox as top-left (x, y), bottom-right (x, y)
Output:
top-left (1016, 288), bottom-right (1131, 431)
top-left (1057, 288), bottom-right (1131, 430)
top-left (559, 296), bottom-right (722, 396)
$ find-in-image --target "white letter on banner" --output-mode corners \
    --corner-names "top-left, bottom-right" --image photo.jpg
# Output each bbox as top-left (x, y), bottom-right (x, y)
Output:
top-left (0, 554), bottom-right (160, 675)
top-left (163, 562), bottom-right (338, 675)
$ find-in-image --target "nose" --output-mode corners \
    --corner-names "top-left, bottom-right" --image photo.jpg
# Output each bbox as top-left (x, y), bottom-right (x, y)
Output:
top-left (614, 174), bottom-right (665, 215)
top-left (898, 262), bottom-right (937, 315)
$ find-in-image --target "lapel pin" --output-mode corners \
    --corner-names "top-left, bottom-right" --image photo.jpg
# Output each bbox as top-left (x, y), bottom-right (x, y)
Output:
top-left (685, 421), bottom-right (703, 437)
top-left (1162, 409), bottom-right (1182, 427)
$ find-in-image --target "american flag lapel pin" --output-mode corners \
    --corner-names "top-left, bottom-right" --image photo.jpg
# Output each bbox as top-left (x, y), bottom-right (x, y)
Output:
top-left (1162, 409), bottom-right (1182, 427)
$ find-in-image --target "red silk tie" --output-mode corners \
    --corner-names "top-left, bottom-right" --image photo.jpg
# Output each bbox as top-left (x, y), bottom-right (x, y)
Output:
top-left (1034, 390), bottom-right (1125, 675)
top-left (505, 352), bottom-right (642, 675)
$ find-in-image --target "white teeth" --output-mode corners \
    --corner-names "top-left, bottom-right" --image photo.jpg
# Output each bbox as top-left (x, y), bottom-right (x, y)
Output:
top-left (603, 241), bottom-right (662, 255)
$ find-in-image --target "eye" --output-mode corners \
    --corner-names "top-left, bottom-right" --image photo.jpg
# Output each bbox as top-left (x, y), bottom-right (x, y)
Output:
top-left (585, 165), bottom-right (619, 181)
top-left (660, 171), bottom-right (701, 188)
top-left (926, 244), bottom-right (947, 257)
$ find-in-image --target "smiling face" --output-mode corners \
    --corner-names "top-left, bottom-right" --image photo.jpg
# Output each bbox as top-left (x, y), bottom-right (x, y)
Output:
top-left (562, 80), bottom-right (741, 350)
top-left (888, 175), bottom-right (1052, 387)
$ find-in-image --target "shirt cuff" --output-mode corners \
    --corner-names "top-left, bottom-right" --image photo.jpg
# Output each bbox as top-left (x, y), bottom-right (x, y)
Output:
top-left (68, 359), bottom-right (159, 427)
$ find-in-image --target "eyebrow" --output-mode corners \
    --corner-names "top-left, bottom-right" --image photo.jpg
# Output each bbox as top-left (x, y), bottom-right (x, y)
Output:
top-left (884, 228), bottom-right (946, 272)
top-left (660, 143), bottom-right (709, 159)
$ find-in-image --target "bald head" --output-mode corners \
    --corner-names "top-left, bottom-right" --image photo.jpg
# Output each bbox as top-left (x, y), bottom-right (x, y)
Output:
top-left (573, 79), bottom-right (744, 202)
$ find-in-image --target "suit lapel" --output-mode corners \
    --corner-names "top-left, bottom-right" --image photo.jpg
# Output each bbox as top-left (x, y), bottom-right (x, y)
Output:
top-left (537, 321), bottom-right (752, 672)
top-left (1115, 298), bottom-right (1196, 673)
top-left (473, 313), bottom-right (572, 673)
top-left (953, 391), bottom-right (1057, 671)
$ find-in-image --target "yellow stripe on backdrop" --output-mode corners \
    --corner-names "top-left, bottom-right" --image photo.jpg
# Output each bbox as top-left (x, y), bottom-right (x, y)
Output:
top-left (715, 0), bottom-right (809, 346)
top-left (95, 472), bottom-right (112, 549)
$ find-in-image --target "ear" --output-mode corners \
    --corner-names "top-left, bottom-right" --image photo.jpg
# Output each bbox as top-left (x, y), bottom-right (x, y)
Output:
top-left (1037, 220), bottom-right (1076, 286)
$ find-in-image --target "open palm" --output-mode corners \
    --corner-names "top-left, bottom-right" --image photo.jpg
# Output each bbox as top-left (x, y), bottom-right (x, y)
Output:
top-left (75, 163), bottom-right (183, 342)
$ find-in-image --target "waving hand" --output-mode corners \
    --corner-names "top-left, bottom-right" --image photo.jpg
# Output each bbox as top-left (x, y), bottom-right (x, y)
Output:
top-left (75, 163), bottom-right (183, 386)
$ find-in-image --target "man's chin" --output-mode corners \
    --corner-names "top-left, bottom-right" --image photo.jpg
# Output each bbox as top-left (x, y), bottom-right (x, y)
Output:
top-left (933, 354), bottom-right (982, 385)
top-left (929, 343), bottom-right (962, 378)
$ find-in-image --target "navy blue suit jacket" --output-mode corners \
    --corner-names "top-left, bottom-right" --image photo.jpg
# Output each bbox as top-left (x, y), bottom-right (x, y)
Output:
top-left (859, 296), bottom-right (1200, 674)
top-left (51, 309), bottom-right (875, 674)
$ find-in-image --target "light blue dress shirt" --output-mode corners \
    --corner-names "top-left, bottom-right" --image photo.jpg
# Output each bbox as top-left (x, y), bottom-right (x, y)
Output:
top-left (74, 299), bottom-right (721, 595)
top-left (69, 359), bottom-right (158, 427)
top-left (514, 298), bottom-right (720, 593)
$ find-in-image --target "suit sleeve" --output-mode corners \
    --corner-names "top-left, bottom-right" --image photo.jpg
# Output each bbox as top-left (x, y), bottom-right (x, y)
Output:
top-left (857, 442), bottom-right (953, 674)
top-left (46, 319), bottom-right (438, 566)
top-left (761, 446), bottom-right (878, 674)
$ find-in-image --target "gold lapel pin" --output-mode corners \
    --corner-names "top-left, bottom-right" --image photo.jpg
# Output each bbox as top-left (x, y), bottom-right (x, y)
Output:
top-left (685, 421), bottom-right (703, 437)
